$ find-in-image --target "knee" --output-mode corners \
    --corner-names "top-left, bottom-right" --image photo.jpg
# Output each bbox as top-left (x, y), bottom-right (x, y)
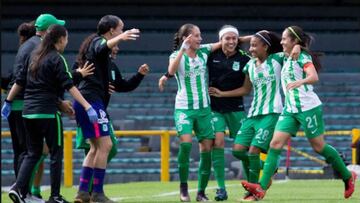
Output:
top-left (269, 139), bottom-right (283, 149)
top-left (248, 146), bottom-right (261, 154)
top-left (214, 139), bottom-right (225, 148)
top-left (312, 143), bottom-right (324, 153)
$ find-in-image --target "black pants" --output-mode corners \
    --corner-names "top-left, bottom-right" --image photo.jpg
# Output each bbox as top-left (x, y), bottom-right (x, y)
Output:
top-left (16, 114), bottom-right (63, 197)
top-left (8, 111), bottom-right (27, 178)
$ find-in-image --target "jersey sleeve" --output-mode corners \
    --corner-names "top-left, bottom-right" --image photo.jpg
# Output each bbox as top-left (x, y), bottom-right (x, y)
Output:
top-left (270, 52), bottom-right (285, 65)
top-left (56, 54), bottom-right (74, 91)
top-left (242, 61), bottom-right (251, 74)
top-left (169, 51), bottom-right (179, 60)
top-left (298, 51), bottom-right (313, 68)
top-left (199, 44), bottom-right (212, 55)
top-left (93, 37), bottom-right (111, 56)
top-left (111, 62), bottom-right (145, 92)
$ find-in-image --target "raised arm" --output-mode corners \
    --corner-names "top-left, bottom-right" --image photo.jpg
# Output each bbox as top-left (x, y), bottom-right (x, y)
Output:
top-left (107, 28), bottom-right (140, 49)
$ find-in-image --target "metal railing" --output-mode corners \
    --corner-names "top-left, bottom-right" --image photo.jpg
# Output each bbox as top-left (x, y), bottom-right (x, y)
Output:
top-left (1, 129), bottom-right (359, 187)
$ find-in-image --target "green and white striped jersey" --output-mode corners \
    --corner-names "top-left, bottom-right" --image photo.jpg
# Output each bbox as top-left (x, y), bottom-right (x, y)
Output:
top-left (281, 51), bottom-right (322, 113)
top-left (243, 53), bottom-right (283, 117)
top-left (170, 44), bottom-right (212, 109)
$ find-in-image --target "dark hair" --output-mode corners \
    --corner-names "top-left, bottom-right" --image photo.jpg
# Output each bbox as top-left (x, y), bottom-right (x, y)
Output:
top-left (254, 30), bottom-right (282, 54)
top-left (17, 21), bottom-right (36, 45)
top-left (30, 24), bottom-right (67, 78)
top-left (173, 23), bottom-right (196, 51)
top-left (219, 25), bottom-right (241, 50)
top-left (76, 33), bottom-right (97, 67)
top-left (97, 15), bottom-right (121, 35)
top-left (76, 15), bottom-right (121, 67)
top-left (286, 26), bottom-right (322, 71)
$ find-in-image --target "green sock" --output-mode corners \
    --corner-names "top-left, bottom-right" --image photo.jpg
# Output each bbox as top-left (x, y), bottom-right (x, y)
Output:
top-left (319, 144), bottom-right (351, 180)
top-left (28, 154), bottom-right (47, 192)
top-left (31, 186), bottom-right (41, 196)
top-left (260, 148), bottom-right (282, 190)
top-left (178, 142), bottom-right (192, 183)
top-left (198, 151), bottom-right (212, 191)
top-left (212, 148), bottom-right (225, 189)
top-left (248, 153), bottom-right (261, 183)
top-left (232, 150), bottom-right (249, 180)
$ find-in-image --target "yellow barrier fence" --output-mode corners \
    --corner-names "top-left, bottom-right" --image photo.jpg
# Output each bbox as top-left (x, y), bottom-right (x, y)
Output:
top-left (1, 129), bottom-right (359, 187)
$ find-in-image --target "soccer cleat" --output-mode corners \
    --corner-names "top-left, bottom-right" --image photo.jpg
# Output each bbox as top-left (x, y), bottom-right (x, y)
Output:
top-left (8, 185), bottom-right (25, 203)
top-left (241, 181), bottom-right (265, 200)
top-left (46, 195), bottom-right (70, 203)
top-left (196, 190), bottom-right (209, 202)
top-left (241, 194), bottom-right (258, 202)
top-left (344, 171), bottom-right (357, 199)
top-left (240, 192), bottom-right (252, 201)
top-left (214, 188), bottom-right (228, 201)
top-left (74, 191), bottom-right (91, 203)
top-left (180, 183), bottom-right (190, 202)
top-left (90, 192), bottom-right (116, 203)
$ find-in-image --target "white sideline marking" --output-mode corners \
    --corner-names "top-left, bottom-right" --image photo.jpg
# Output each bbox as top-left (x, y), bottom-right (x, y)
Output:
top-left (112, 180), bottom-right (289, 201)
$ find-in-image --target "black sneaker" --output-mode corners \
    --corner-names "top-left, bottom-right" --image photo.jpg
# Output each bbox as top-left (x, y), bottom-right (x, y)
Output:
top-left (46, 195), bottom-right (70, 203)
top-left (8, 185), bottom-right (25, 203)
top-left (196, 190), bottom-right (209, 202)
top-left (215, 188), bottom-right (228, 201)
top-left (180, 183), bottom-right (190, 202)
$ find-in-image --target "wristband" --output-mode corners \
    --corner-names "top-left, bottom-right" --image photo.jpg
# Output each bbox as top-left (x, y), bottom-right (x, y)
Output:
top-left (5, 99), bottom-right (12, 103)
top-left (164, 71), bottom-right (174, 78)
top-left (180, 42), bottom-right (190, 50)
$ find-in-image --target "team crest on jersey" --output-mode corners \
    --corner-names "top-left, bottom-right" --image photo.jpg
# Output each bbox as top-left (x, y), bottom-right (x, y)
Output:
top-left (178, 112), bottom-right (190, 125)
top-left (232, 61), bottom-right (240, 71)
top-left (98, 109), bottom-right (109, 125)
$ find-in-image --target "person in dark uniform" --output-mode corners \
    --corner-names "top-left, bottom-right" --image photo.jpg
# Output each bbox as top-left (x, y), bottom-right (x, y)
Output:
top-left (72, 15), bottom-right (141, 203)
top-left (1, 14), bottom-right (71, 202)
top-left (73, 44), bottom-right (149, 193)
top-left (207, 25), bottom-right (251, 201)
top-left (4, 24), bottom-right (97, 203)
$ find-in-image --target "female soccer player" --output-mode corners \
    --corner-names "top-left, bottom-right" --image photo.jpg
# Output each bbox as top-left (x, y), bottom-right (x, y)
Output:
top-left (73, 15), bottom-right (141, 203)
top-left (5, 24), bottom-right (97, 203)
top-left (241, 26), bottom-right (357, 201)
top-left (206, 25), bottom-right (250, 201)
top-left (159, 23), bottom-right (222, 202)
top-left (74, 44), bottom-right (149, 193)
top-left (210, 30), bottom-right (286, 201)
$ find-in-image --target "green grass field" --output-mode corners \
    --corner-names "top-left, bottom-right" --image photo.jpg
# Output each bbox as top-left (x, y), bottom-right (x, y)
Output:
top-left (2, 179), bottom-right (360, 203)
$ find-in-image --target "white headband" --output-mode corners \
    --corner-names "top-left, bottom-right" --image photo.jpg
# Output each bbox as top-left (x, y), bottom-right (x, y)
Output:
top-left (218, 27), bottom-right (239, 39)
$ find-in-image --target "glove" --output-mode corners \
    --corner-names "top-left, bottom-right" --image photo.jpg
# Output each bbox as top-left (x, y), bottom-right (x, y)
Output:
top-left (1, 100), bottom-right (12, 119)
top-left (86, 107), bottom-right (98, 123)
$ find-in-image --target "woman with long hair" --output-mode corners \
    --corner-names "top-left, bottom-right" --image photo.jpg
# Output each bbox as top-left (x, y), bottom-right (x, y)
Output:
top-left (6, 24), bottom-right (96, 203)
top-left (241, 26), bottom-right (357, 201)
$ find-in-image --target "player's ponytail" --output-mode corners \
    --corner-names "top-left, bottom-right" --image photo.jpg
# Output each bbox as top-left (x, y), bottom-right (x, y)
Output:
top-left (76, 33), bottom-right (97, 67)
